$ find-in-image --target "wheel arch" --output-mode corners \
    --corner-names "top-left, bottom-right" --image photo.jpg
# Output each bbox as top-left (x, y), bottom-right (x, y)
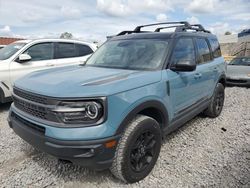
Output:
top-left (116, 100), bottom-right (169, 134)
top-left (0, 86), bottom-right (4, 103)
top-left (218, 74), bottom-right (226, 87)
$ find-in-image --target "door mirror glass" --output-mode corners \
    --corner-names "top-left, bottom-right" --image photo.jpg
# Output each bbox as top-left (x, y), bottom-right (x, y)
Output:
top-left (18, 54), bottom-right (31, 62)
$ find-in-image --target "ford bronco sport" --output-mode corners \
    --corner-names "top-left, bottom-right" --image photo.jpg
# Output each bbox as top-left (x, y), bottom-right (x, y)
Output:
top-left (8, 22), bottom-right (226, 183)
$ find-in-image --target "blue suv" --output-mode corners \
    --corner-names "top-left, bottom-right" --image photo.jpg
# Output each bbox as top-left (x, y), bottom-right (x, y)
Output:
top-left (8, 22), bottom-right (226, 183)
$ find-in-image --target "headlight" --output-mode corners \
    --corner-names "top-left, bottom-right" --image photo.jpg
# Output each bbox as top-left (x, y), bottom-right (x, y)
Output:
top-left (52, 100), bottom-right (105, 124)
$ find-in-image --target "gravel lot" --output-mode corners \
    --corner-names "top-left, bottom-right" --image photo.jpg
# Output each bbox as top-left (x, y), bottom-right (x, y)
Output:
top-left (0, 87), bottom-right (249, 188)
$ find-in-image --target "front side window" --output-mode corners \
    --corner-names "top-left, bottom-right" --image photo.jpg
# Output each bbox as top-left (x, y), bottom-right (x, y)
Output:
top-left (171, 38), bottom-right (195, 63)
top-left (195, 38), bottom-right (212, 64)
top-left (24, 43), bottom-right (53, 61)
top-left (229, 57), bottom-right (250, 66)
top-left (86, 39), bottom-right (169, 70)
top-left (0, 42), bottom-right (26, 60)
top-left (56, 42), bottom-right (76, 59)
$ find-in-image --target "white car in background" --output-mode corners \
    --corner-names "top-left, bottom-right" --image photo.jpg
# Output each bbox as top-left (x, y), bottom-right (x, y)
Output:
top-left (0, 45), bottom-right (5, 49)
top-left (0, 39), bottom-right (97, 103)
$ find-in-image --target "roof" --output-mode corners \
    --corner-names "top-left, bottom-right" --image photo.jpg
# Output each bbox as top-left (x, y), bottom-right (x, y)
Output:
top-left (0, 37), bottom-right (24, 45)
top-left (27, 38), bottom-right (94, 44)
top-left (110, 31), bottom-right (216, 41)
top-left (5, 38), bottom-right (97, 50)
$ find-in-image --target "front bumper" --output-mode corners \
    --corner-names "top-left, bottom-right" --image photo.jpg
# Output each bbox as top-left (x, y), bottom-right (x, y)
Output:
top-left (226, 77), bottom-right (250, 87)
top-left (8, 111), bottom-right (120, 170)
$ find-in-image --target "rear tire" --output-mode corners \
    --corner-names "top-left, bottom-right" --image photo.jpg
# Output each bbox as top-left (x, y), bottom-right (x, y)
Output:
top-left (110, 115), bottom-right (161, 183)
top-left (204, 83), bottom-right (225, 118)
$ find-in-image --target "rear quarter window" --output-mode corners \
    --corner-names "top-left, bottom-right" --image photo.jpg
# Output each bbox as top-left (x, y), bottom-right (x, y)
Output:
top-left (208, 38), bottom-right (221, 58)
top-left (76, 44), bottom-right (93, 56)
top-left (195, 38), bottom-right (212, 64)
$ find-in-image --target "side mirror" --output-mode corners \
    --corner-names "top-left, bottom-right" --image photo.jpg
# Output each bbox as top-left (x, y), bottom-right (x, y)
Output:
top-left (171, 59), bottom-right (196, 72)
top-left (18, 54), bottom-right (31, 62)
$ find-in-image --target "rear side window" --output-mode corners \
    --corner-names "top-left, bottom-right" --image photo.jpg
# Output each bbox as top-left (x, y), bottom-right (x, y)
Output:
top-left (24, 43), bottom-right (53, 61)
top-left (76, 44), bottom-right (93, 56)
top-left (56, 42), bottom-right (77, 59)
top-left (171, 38), bottom-right (195, 63)
top-left (195, 38), bottom-right (212, 64)
top-left (208, 38), bottom-right (221, 58)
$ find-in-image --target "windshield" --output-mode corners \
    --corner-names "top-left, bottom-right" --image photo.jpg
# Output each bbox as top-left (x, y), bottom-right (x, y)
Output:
top-left (0, 42), bottom-right (26, 60)
top-left (229, 57), bottom-right (250, 66)
top-left (86, 39), bottom-right (169, 70)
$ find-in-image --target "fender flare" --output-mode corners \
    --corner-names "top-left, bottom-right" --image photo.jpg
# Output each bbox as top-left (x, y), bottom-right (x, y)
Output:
top-left (217, 73), bottom-right (226, 87)
top-left (0, 86), bottom-right (4, 103)
top-left (115, 100), bottom-right (169, 134)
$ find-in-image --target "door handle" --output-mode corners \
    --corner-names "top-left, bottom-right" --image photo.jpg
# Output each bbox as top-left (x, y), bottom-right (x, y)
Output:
top-left (194, 73), bottom-right (202, 79)
top-left (46, 63), bottom-right (55, 67)
top-left (79, 60), bottom-right (86, 65)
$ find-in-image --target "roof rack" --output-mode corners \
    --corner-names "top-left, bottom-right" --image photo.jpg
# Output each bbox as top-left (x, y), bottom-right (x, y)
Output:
top-left (133, 21), bottom-right (191, 32)
top-left (155, 24), bottom-right (210, 33)
top-left (154, 25), bottom-right (186, 32)
top-left (115, 21), bottom-right (210, 36)
top-left (190, 24), bottom-right (211, 33)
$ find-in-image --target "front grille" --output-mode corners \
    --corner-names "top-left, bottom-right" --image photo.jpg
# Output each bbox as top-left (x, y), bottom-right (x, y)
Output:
top-left (11, 112), bottom-right (45, 134)
top-left (13, 87), bottom-right (52, 121)
top-left (13, 96), bottom-right (47, 120)
top-left (227, 79), bottom-right (247, 83)
top-left (13, 88), bottom-right (48, 104)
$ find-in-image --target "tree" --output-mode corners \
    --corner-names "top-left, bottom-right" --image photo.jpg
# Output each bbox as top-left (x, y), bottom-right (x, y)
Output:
top-left (224, 31), bottom-right (232, 35)
top-left (60, 32), bottom-right (73, 39)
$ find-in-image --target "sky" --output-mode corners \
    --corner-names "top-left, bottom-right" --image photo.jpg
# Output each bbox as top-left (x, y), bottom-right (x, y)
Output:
top-left (0, 0), bottom-right (249, 42)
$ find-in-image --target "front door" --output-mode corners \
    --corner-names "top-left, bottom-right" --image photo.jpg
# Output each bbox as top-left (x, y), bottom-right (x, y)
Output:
top-left (164, 37), bottom-right (201, 119)
top-left (10, 42), bottom-right (55, 85)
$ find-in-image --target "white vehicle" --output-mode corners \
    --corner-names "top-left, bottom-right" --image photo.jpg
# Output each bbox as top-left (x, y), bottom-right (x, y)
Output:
top-left (0, 39), bottom-right (97, 103)
top-left (0, 45), bottom-right (5, 49)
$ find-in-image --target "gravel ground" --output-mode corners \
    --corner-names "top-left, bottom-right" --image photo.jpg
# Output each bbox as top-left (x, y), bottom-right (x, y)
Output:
top-left (0, 87), bottom-right (249, 188)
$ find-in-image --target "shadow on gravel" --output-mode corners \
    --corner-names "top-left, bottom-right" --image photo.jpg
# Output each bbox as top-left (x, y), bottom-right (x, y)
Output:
top-left (0, 102), bottom-right (12, 113)
top-left (27, 148), bottom-right (121, 184)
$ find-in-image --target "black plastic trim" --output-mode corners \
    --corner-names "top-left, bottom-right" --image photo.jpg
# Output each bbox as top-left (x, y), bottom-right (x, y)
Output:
top-left (116, 100), bottom-right (169, 134)
top-left (8, 111), bottom-right (120, 170)
top-left (164, 98), bottom-right (211, 135)
top-left (0, 86), bottom-right (12, 103)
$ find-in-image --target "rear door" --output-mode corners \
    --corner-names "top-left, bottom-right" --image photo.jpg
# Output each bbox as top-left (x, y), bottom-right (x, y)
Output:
top-left (10, 42), bottom-right (55, 85)
top-left (54, 42), bottom-right (93, 66)
top-left (194, 38), bottom-right (214, 99)
top-left (166, 37), bottom-right (201, 117)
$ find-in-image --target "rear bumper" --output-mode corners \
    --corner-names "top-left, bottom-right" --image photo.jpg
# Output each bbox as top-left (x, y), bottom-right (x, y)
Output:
top-left (8, 111), bottom-right (120, 170)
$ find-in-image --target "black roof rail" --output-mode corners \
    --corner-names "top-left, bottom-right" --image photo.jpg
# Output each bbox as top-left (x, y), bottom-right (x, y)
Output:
top-left (114, 21), bottom-right (210, 37)
top-left (190, 24), bottom-right (211, 33)
top-left (155, 24), bottom-right (211, 33)
top-left (116, 30), bottom-right (150, 36)
top-left (134, 21), bottom-right (191, 32)
top-left (116, 31), bottom-right (134, 36)
top-left (154, 25), bottom-right (186, 32)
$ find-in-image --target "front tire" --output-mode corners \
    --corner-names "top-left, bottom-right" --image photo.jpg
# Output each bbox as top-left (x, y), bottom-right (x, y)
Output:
top-left (110, 115), bottom-right (161, 183)
top-left (204, 83), bottom-right (225, 118)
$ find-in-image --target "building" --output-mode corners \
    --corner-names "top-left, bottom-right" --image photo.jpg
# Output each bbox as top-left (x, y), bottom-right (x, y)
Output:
top-left (218, 29), bottom-right (250, 58)
top-left (0, 37), bottom-right (24, 48)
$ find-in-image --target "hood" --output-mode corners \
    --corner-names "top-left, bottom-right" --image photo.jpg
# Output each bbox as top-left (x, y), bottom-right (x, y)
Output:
top-left (14, 65), bottom-right (162, 97)
top-left (227, 65), bottom-right (250, 78)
